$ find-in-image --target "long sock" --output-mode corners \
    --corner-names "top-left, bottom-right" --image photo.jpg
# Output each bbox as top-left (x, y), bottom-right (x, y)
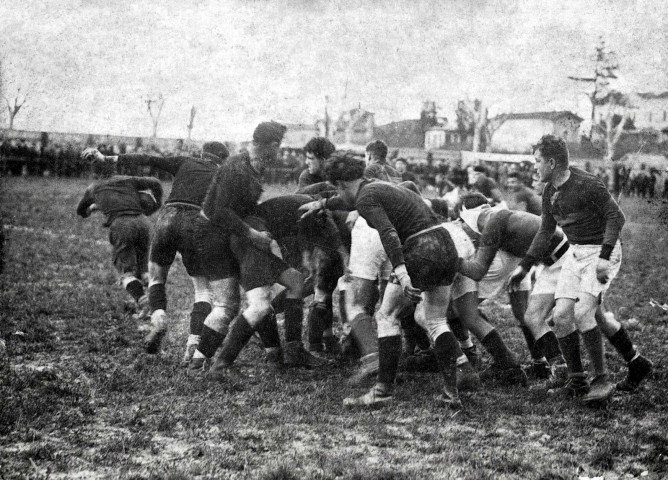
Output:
top-left (447, 315), bottom-right (470, 343)
top-left (323, 297), bottom-right (334, 331)
top-left (338, 290), bottom-right (348, 324)
top-left (283, 298), bottom-right (303, 343)
top-left (350, 312), bottom-right (378, 357)
top-left (377, 336), bottom-right (402, 386)
top-left (308, 302), bottom-right (329, 349)
top-left (581, 326), bottom-right (606, 377)
top-left (608, 327), bottom-right (637, 363)
top-left (534, 331), bottom-right (562, 362)
top-left (271, 290), bottom-right (287, 314)
top-left (219, 314), bottom-right (255, 365)
top-left (255, 311), bottom-right (281, 349)
top-left (558, 331), bottom-right (584, 375)
top-left (190, 302), bottom-right (212, 336)
top-left (544, 331), bottom-right (563, 362)
top-left (198, 325), bottom-right (226, 358)
top-left (481, 329), bottom-right (518, 368)
top-left (399, 305), bottom-right (430, 351)
top-left (148, 283), bottom-right (167, 312)
top-left (520, 326), bottom-right (542, 360)
top-left (433, 331), bottom-right (462, 392)
top-left (125, 279), bottom-right (144, 302)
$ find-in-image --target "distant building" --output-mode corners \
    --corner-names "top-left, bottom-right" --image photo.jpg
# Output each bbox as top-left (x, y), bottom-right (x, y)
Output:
top-left (424, 125), bottom-right (466, 150)
top-left (332, 107), bottom-right (375, 146)
top-left (626, 92), bottom-right (668, 131)
top-left (374, 119), bottom-right (424, 149)
top-left (489, 111), bottom-right (583, 153)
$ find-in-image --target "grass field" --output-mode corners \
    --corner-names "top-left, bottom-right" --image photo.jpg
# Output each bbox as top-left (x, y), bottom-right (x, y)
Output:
top-left (0, 176), bottom-right (667, 480)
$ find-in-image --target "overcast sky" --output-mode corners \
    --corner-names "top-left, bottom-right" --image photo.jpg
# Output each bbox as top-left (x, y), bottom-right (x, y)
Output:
top-left (1, 0), bottom-right (667, 141)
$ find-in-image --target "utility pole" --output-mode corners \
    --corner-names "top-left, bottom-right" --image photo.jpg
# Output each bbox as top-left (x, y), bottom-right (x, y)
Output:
top-left (324, 96), bottom-right (330, 138)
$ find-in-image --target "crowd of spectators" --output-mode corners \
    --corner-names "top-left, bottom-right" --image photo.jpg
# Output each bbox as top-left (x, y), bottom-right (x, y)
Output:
top-left (4, 134), bottom-right (665, 199)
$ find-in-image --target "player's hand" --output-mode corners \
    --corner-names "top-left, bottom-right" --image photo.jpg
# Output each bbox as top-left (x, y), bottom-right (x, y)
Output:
top-left (596, 258), bottom-right (611, 284)
top-left (507, 265), bottom-right (528, 293)
top-left (249, 229), bottom-right (274, 252)
top-left (298, 199), bottom-right (326, 220)
top-left (394, 264), bottom-right (422, 303)
top-left (81, 148), bottom-right (105, 162)
top-left (345, 210), bottom-right (359, 231)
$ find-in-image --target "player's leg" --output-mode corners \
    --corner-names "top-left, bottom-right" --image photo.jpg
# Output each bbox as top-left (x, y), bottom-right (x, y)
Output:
top-left (182, 275), bottom-right (213, 364)
top-left (343, 281), bottom-right (406, 408)
top-left (596, 305), bottom-right (652, 391)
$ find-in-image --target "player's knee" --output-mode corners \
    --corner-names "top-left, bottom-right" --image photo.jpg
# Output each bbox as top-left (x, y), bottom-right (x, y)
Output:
top-left (204, 303), bottom-right (237, 333)
top-left (281, 268), bottom-right (304, 298)
top-left (422, 317), bottom-right (450, 343)
top-left (376, 311), bottom-right (401, 338)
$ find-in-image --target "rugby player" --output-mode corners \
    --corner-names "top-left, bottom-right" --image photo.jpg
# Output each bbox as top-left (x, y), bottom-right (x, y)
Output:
top-left (76, 175), bottom-right (162, 317)
top-left (302, 152), bottom-right (468, 409)
top-left (189, 122), bottom-right (329, 379)
top-left (83, 142), bottom-right (230, 358)
top-left (508, 135), bottom-right (649, 403)
top-left (456, 193), bottom-right (566, 377)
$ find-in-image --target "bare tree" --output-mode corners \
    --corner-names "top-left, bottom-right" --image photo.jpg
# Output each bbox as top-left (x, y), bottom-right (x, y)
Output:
top-left (5, 87), bottom-right (26, 130)
top-left (598, 90), bottom-right (634, 163)
top-left (186, 105), bottom-right (196, 141)
top-left (569, 38), bottom-right (619, 138)
top-left (144, 94), bottom-right (166, 138)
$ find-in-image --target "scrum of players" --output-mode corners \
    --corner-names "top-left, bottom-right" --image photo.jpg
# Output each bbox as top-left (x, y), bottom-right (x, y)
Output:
top-left (79, 123), bottom-right (652, 409)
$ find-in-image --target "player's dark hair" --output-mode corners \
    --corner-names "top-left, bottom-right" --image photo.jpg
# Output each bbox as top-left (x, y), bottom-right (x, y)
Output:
top-left (507, 171), bottom-right (521, 179)
top-left (303, 137), bottom-right (336, 160)
top-left (533, 135), bottom-right (569, 168)
top-left (460, 192), bottom-right (489, 210)
top-left (473, 165), bottom-right (487, 174)
top-left (202, 141), bottom-right (229, 161)
top-left (325, 151), bottom-right (365, 183)
top-left (365, 140), bottom-right (388, 162)
top-left (395, 157), bottom-right (408, 165)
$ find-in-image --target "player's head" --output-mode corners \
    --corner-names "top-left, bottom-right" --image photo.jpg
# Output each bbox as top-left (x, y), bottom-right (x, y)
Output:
top-left (506, 171), bottom-right (523, 191)
top-left (250, 121), bottom-right (287, 171)
top-left (202, 141), bottom-right (229, 164)
top-left (325, 151), bottom-right (365, 207)
top-left (303, 137), bottom-right (336, 175)
top-left (365, 140), bottom-right (388, 165)
top-left (458, 192), bottom-right (491, 233)
top-left (532, 135), bottom-right (569, 182)
top-left (395, 157), bottom-right (408, 173)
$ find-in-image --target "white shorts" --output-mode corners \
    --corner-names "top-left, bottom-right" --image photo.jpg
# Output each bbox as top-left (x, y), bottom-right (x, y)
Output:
top-left (441, 221), bottom-right (478, 301)
top-left (554, 241), bottom-right (622, 300)
top-left (478, 250), bottom-right (531, 300)
top-left (349, 215), bottom-right (392, 281)
top-left (530, 255), bottom-right (565, 296)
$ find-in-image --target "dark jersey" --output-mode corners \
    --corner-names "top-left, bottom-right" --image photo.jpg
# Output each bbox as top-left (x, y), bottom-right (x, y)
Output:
top-left (200, 152), bottom-right (263, 237)
top-left (365, 162), bottom-right (402, 184)
top-left (117, 152), bottom-right (220, 207)
top-left (297, 169), bottom-right (325, 190)
top-left (77, 175), bottom-right (162, 227)
top-left (256, 194), bottom-right (343, 252)
top-left (521, 167), bottom-right (625, 269)
top-left (355, 180), bottom-right (440, 267)
top-left (459, 209), bottom-right (566, 281)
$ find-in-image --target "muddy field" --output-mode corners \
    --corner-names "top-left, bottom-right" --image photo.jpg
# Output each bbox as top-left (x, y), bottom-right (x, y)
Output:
top-left (1, 177), bottom-right (667, 479)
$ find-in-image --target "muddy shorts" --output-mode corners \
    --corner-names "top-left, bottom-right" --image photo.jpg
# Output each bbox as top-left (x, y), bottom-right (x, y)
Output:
top-left (150, 204), bottom-right (205, 276)
top-left (195, 215), bottom-right (289, 291)
top-left (399, 224), bottom-right (459, 291)
top-left (109, 214), bottom-right (151, 278)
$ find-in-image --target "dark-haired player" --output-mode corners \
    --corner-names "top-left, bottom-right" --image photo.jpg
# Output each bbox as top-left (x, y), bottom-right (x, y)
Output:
top-left (506, 171), bottom-right (542, 216)
top-left (77, 175), bottom-right (163, 318)
top-left (297, 137), bottom-right (337, 191)
top-left (509, 135), bottom-right (651, 403)
top-left (190, 122), bottom-right (328, 380)
top-left (83, 142), bottom-right (230, 358)
top-left (301, 152), bottom-right (468, 408)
